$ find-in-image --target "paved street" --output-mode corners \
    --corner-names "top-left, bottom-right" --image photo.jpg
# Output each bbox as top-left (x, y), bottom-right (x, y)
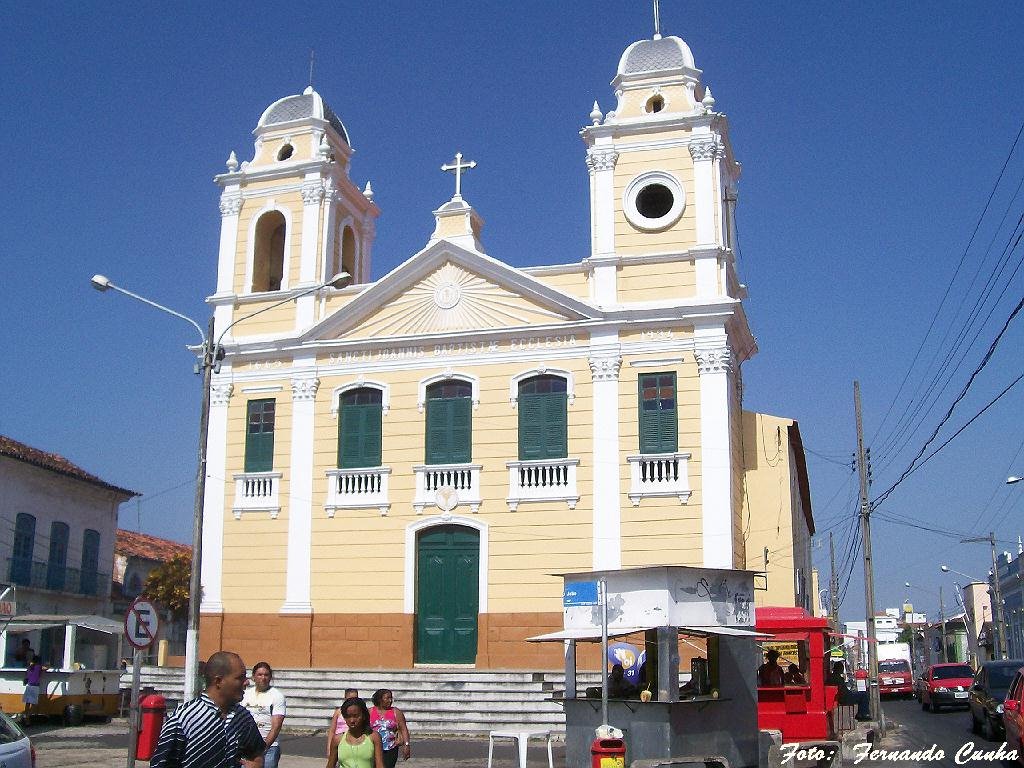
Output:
top-left (25, 718), bottom-right (566, 768)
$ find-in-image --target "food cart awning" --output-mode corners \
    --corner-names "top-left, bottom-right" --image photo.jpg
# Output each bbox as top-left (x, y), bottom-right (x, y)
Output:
top-left (527, 625), bottom-right (768, 642)
top-left (3, 615), bottom-right (124, 635)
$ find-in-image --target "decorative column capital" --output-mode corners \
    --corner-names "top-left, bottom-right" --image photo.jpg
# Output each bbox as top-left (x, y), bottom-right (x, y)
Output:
top-left (588, 355), bottom-right (623, 382)
top-left (586, 148), bottom-right (619, 175)
top-left (291, 376), bottom-right (320, 401)
top-left (688, 139), bottom-right (724, 163)
top-left (210, 382), bottom-right (234, 407)
top-left (219, 194), bottom-right (243, 217)
top-left (694, 347), bottom-right (732, 375)
top-left (301, 181), bottom-right (326, 205)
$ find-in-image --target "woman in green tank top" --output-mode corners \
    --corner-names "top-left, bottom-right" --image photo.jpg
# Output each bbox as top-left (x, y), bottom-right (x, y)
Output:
top-left (327, 697), bottom-right (384, 768)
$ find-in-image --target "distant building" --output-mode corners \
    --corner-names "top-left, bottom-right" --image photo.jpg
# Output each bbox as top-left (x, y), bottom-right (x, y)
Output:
top-left (0, 434), bottom-right (136, 664)
top-left (112, 530), bottom-right (190, 659)
top-left (741, 413), bottom-right (814, 612)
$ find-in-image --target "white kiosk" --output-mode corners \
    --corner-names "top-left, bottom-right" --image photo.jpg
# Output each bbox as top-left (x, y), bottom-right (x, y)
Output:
top-left (529, 565), bottom-right (763, 767)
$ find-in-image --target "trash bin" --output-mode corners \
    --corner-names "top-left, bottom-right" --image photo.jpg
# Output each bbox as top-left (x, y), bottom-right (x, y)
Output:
top-left (591, 737), bottom-right (626, 768)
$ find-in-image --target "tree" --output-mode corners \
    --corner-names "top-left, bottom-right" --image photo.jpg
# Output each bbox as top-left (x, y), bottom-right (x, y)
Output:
top-left (898, 626), bottom-right (913, 644)
top-left (143, 553), bottom-right (192, 622)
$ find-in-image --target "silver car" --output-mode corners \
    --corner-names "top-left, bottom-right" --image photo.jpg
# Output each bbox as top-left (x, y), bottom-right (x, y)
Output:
top-left (0, 711), bottom-right (33, 768)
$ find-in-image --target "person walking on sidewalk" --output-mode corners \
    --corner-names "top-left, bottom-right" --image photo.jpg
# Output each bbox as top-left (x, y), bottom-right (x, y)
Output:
top-left (328, 687), bottom-right (360, 767)
top-left (150, 651), bottom-right (265, 768)
top-left (327, 697), bottom-right (384, 768)
top-left (242, 662), bottom-right (287, 768)
top-left (370, 689), bottom-right (411, 768)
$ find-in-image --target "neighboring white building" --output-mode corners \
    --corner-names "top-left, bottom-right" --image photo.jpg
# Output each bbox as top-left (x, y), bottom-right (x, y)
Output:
top-left (1, 434), bottom-right (136, 663)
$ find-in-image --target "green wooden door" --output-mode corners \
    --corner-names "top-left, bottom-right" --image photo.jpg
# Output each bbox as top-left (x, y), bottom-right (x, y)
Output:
top-left (415, 526), bottom-right (479, 664)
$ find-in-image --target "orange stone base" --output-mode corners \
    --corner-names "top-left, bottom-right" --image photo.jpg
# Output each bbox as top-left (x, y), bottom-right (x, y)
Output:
top-left (199, 611), bottom-right (603, 670)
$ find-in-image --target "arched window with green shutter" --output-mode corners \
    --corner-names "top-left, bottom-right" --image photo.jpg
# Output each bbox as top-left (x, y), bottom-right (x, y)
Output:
top-left (517, 375), bottom-right (568, 460)
top-left (338, 387), bottom-right (383, 468)
top-left (638, 372), bottom-right (678, 454)
top-left (80, 529), bottom-right (100, 595)
top-left (244, 398), bottom-right (276, 472)
top-left (425, 380), bottom-right (472, 464)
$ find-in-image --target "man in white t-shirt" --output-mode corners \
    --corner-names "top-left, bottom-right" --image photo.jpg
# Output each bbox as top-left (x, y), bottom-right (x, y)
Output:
top-left (241, 662), bottom-right (286, 768)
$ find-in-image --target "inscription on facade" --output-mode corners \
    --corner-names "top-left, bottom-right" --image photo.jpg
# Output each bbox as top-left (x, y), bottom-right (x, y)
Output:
top-left (328, 335), bottom-right (580, 365)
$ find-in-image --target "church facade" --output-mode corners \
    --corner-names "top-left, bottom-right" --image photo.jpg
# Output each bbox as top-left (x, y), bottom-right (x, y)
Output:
top-left (198, 30), bottom-right (805, 669)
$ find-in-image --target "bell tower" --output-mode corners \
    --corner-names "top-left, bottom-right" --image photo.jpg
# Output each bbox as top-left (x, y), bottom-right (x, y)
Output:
top-left (581, 32), bottom-right (742, 307)
top-left (212, 86), bottom-right (379, 334)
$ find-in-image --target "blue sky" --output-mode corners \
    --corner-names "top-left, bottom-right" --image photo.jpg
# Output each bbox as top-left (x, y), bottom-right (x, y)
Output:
top-left (4, 2), bottom-right (1024, 624)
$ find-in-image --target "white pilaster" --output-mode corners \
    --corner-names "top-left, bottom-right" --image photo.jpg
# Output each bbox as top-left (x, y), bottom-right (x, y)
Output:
top-left (589, 330), bottom-right (622, 569)
top-left (586, 144), bottom-right (619, 305)
top-left (200, 380), bottom-right (233, 614)
top-left (694, 330), bottom-right (733, 569)
top-left (297, 178), bottom-right (325, 327)
top-left (281, 363), bottom-right (318, 615)
top-left (689, 137), bottom-right (724, 297)
top-left (216, 188), bottom-right (242, 295)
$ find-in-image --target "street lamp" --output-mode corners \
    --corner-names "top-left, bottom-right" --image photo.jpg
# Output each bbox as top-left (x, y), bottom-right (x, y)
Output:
top-left (940, 568), bottom-right (980, 665)
top-left (906, 581), bottom-right (947, 663)
top-left (959, 533), bottom-right (1008, 659)
top-left (1007, 477), bottom-right (1023, 485)
top-left (91, 271), bottom-right (348, 700)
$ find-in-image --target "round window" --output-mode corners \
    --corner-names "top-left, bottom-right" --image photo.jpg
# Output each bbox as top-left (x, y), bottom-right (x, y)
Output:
top-left (623, 172), bottom-right (685, 231)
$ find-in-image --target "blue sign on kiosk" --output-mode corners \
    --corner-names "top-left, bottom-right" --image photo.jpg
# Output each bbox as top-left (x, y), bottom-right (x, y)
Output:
top-left (563, 580), bottom-right (599, 607)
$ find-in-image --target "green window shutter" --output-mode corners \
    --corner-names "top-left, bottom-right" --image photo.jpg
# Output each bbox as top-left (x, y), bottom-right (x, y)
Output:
top-left (244, 399), bottom-right (276, 472)
top-left (518, 394), bottom-right (543, 460)
top-left (542, 392), bottom-right (568, 459)
top-left (339, 402), bottom-right (383, 468)
top-left (638, 373), bottom-right (677, 454)
top-left (519, 392), bottom-right (567, 460)
top-left (426, 396), bottom-right (472, 464)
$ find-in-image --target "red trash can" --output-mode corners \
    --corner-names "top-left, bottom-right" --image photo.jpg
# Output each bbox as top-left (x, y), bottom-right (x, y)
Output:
top-left (136, 694), bottom-right (166, 760)
top-left (591, 738), bottom-right (626, 768)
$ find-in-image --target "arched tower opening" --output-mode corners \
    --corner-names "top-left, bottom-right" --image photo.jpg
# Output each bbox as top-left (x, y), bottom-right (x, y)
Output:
top-left (252, 211), bottom-right (286, 292)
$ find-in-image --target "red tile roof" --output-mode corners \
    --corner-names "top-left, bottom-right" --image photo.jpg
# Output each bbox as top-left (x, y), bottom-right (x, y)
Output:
top-left (115, 529), bottom-right (191, 562)
top-left (0, 434), bottom-right (137, 497)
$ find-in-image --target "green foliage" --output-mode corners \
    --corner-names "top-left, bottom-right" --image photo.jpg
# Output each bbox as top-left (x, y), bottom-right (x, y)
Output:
top-left (143, 553), bottom-right (192, 621)
top-left (898, 626), bottom-right (913, 643)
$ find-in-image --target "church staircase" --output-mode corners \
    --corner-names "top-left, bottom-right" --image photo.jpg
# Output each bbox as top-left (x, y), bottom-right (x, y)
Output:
top-left (123, 667), bottom-right (602, 735)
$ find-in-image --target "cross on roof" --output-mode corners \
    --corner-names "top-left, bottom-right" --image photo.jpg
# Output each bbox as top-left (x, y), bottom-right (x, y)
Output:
top-left (441, 152), bottom-right (477, 200)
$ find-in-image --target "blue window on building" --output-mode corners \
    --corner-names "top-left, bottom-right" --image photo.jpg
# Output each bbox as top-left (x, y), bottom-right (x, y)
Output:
top-left (46, 521), bottom-right (69, 591)
top-left (80, 529), bottom-right (100, 595)
top-left (11, 513), bottom-right (35, 586)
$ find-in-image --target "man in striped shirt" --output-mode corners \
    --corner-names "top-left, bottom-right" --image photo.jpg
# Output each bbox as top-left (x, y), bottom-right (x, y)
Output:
top-left (150, 651), bottom-right (266, 768)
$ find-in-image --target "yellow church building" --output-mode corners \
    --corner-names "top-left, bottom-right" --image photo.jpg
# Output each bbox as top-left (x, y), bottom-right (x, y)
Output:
top-left (197, 28), bottom-right (813, 669)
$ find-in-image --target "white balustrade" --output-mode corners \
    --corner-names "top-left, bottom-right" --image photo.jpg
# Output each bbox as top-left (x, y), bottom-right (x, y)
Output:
top-left (232, 472), bottom-right (282, 518)
top-left (506, 458), bottom-right (580, 511)
top-left (325, 467), bottom-right (392, 517)
top-left (413, 463), bottom-right (482, 514)
top-left (627, 453), bottom-right (692, 505)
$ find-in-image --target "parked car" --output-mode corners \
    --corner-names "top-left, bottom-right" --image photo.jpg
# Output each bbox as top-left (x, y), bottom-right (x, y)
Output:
top-left (0, 710), bottom-right (34, 768)
top-left (878, 658), bottom-right (913, 698)
top-left (915, 662), bottom-right (976, 712)
top-left (970, 659), bottom-right (1022, 740)
top-left (1000, 666), bottom-right (1024, 756)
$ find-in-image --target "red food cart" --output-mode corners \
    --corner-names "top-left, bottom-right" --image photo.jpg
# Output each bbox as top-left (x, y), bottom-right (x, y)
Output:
top-left (755, 606), bottom-right (845, 743)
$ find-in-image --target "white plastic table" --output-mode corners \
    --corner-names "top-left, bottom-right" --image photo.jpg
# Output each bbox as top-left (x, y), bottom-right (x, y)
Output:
top-left (487, 729), bottom-right (555, 768)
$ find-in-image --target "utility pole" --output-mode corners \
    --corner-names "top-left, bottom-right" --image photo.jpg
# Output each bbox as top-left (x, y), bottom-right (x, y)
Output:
top-left (961, 532), bottom-right (1008, 659)
top-left (829, 532), bottom-right (839, 627)
top-left (939, 586), bottom-right (948, 663)
top-left (854, 381), bottom-right (882, 732)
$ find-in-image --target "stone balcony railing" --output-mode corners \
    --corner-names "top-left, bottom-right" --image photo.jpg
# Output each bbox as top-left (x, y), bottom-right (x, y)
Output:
top-left (412, 463), bottom-right (482, 514)
top-left (325, 467), bottom-right (392, 517)
top-left (7, 558), bottom-right (109, 597)
top-left (505, 458), bottom-right (580, 511)
top-left (232, 471), bottom-right (282, 518)
top-left (626, 452), bottom-right (692, 505)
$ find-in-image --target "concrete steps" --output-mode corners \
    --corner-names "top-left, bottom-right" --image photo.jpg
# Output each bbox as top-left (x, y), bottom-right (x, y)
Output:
top-left (122, 667), bottom-right (602, 735)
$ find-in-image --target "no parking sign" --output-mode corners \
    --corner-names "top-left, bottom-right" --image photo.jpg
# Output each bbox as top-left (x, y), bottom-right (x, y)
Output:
top-left (124, 597), bottom-right (160, 650)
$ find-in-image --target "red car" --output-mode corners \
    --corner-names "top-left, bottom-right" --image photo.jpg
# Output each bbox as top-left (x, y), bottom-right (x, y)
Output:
top-left (915, 662), bottom-right (976, 712)
top-left (879, 658), bottom-right (913, 698)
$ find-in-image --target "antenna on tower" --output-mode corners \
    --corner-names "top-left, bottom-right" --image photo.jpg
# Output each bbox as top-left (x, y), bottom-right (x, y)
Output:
top-left (309, 49), bottom-right (316, 88)
top-left (653, 0), bottom-right (662, 39)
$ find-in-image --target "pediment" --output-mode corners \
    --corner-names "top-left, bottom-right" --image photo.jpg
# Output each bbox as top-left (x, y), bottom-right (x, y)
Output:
top-left (305, 241), bottom-right (598, 341)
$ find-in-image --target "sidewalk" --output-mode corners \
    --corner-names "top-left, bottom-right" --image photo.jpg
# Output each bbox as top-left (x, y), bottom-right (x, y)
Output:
top-left (28, 719), bottom-right (565, 768)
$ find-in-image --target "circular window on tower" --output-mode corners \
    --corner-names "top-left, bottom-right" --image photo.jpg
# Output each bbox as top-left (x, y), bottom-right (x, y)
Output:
top-left (623, 171), bottom-right (686, 231)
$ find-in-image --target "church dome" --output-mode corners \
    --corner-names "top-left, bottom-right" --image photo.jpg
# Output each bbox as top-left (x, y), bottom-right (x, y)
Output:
top-left (617, 35), bottom-right (695, 77)
top-left (257, 86), bottom-right (349, 145)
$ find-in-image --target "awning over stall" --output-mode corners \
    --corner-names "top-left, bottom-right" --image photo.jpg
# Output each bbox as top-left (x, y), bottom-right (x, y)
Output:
top-left (4, 615), bottom-right (124, 635)
top-left (527, 625), bottom-right (768, 642)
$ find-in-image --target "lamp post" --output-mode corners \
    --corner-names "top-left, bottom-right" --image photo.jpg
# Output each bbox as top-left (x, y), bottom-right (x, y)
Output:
top-left (960, 533), bottom-right (1008, 659)
top-left (92, 271), bottom-right (348, 700)
top-left (940, 567), bottom-right (979, 666)
top-left (906, 581), bottom-right (946, 663)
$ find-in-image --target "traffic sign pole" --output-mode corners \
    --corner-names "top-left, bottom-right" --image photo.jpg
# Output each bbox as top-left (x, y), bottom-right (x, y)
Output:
top-left (126, 648), bottom-right (142, 768)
